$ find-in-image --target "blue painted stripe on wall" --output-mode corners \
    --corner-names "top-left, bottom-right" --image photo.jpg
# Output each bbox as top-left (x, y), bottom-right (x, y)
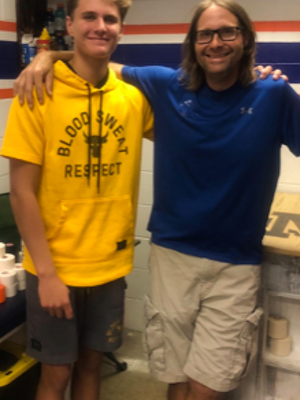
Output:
top-left (112, 43), bottom-right (181, 68)
top-left (112, 43), bottom-right (300, 83)
top-left (0, 41), bottom-right (19, 79)
top-left (256, 43), bottom-right (300, 63)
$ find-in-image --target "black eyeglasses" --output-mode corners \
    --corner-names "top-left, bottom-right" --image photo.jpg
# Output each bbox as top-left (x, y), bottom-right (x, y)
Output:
top-left (195, 27), bottom-right (242, 44)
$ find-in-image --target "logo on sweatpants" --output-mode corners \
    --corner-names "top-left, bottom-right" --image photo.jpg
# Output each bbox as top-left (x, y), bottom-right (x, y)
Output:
top-left (31, 338), bottom-right (42, 352)
top-left (106, 318), bottom-right (123, 344)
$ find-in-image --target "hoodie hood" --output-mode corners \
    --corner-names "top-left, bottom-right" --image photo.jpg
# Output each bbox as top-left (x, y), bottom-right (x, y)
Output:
top-left (54, 60), bottom-right (118, 93)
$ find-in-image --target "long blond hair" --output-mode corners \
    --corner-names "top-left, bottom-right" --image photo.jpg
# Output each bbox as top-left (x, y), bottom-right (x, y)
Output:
top-left (181, 0), bottom-right (256, 91)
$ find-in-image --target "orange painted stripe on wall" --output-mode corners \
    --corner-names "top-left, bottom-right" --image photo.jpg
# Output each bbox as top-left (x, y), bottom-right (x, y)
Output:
top-left (0, 21), bottom-right (17, 32)
top-left (0, 89), bottom-right (14, 99)
top-left (0, 20), bottom-right (299, 36)
top-left (253, 21), bottom-right (300, 31)
top-left (0, 20), bottom-right (300, 35)
top-left (124, 21), bottom-right (300, 35)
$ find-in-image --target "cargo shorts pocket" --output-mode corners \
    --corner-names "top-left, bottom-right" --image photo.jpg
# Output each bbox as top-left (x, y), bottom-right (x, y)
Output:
top-left (229, 307), bottom-right (263, 380)
top-left (144, 295), bottom-right (165, 372)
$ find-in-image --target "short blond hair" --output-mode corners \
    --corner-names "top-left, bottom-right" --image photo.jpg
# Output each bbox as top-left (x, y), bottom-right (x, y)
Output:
top-left (67, 0), bottom-right (132, 21)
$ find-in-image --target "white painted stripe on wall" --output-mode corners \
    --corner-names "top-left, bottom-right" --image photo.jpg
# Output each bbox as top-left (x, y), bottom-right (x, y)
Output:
top-left (121, 34), bottom-right (185, 44)
top-left (0, 31), bottom-right (17, 42)
top-left (0, 80), bottom-right (14, 89)
top-left (257, 32), bottom-right (300, 42)
top-left (121, 32), bottom-right (300, 44)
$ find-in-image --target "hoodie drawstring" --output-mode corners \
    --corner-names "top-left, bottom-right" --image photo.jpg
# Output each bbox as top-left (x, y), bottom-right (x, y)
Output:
top-left (98, 92), bottom-right (103, 194)
top-left (86, 84), bottom-right (103, 194)
top-left (86, 83), bottom-right (92, 187)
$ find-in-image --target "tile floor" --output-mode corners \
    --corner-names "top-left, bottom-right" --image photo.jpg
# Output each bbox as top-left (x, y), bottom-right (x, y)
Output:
top-left (100, 329), bottom-right (167, 400)
top-left (5, 328), bottom-right (255, 400)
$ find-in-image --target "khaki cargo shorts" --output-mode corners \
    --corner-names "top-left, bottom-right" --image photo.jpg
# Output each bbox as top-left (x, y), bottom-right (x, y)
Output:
top-left (144, 243), bottom-right (263, 393)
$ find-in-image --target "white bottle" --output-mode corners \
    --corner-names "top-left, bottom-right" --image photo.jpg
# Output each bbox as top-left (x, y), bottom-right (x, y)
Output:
top-left (21, 34), bottom-right (33, 65)
top-left (21, 34), bottom-right (36, 65)
top-left (28, 38), bottom-right (37, 63)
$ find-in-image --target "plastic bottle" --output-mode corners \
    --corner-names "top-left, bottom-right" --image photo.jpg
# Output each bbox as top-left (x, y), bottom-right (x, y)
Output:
top-left (56, 33), bottom-right (66, 51)
top-left (45, 8), bottom-right (55, 36)
top-left (40, 27), bottom-right (51, 41)
top-left (36, 28), bottom-right (51, 53)
top-left (54, 4), bottom-right (66, 35)
top-left (21, 34), bottom-right (36, 65)
top-left (28, 38), bottom-right (37, 62)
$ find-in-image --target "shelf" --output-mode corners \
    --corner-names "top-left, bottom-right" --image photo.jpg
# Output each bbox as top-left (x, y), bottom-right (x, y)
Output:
top-left (265, 397), bottom-right (286, 400)
top-left (267, 291), bottom-right (300, 301)
top-left (0, 341), bottom-right (38, 386)
top-left (265, 397), bottom-right (288, 400)
top-left (264, 347), bottom-right (300, 372)
top-left (0, 323), bottom-right (25, 344)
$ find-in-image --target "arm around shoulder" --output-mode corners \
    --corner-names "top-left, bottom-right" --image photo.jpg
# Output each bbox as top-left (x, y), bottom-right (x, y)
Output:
top-left (14, 50), bottom-right (74, 108)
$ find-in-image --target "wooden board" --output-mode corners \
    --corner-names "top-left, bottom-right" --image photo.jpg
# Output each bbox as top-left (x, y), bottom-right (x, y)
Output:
top-left (263, 192), bottom-right (300, 257)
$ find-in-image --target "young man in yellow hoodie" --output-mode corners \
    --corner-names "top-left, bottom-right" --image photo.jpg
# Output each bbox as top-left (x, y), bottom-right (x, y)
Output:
top-left (1, 0), bottom-right (153, 399)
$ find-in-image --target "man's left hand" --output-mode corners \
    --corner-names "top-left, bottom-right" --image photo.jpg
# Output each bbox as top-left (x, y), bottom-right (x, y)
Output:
top-left (255, 65), bottom-right (289, 81)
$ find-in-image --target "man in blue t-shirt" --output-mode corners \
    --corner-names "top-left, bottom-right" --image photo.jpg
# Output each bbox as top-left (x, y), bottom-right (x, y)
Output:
top-left (14, 0), bottom-right (300, 399)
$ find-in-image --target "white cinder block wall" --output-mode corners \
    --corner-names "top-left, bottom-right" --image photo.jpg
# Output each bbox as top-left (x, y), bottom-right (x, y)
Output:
top-left (124, 0), bottom-right (300, 331)
top-left (126, 140), bottom-right (153, 330)
top-left (0, 0), bottom-right (17, 194)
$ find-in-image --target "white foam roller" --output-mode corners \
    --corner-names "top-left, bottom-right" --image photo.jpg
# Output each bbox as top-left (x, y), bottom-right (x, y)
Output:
top-left (268, 316), bottom-right (288, 339)
top-left (0, 243), bottom-right (5, 258)
top-left (14, 264), bottom-right (26, 281)
top-left (5, 282), bottom-right (18, 298)
top-left (270, 336), bottom-right (292, 357)
top-left (0, 253), bottom-right (15, 271)
top-left (0, 269), bottom-right (17, 287)
top-left (18, 280), bottom-right (26, 291)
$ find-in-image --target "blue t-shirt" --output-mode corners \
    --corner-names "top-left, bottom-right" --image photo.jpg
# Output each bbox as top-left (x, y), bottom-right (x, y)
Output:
top-left (123, 66), bottom-right (300, 264)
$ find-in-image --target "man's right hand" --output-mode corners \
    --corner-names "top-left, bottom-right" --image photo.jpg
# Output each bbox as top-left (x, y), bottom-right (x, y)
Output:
top-left (38, 274), bottom-right (74, 319)
top-left (14, 51), bottom-right (55, 108)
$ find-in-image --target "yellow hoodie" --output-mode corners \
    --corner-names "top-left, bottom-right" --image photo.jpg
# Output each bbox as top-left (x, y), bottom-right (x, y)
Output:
top-left (1, 61), bottom-right (153, 287)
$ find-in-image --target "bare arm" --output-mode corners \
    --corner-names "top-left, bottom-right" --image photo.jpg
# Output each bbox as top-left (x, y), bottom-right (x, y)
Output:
top-left (14, 51), bottom-right (74, 108)
top-left (10, 159), bottom-right (73, 319)
top-left (109, 62), bottom-right (125, 80)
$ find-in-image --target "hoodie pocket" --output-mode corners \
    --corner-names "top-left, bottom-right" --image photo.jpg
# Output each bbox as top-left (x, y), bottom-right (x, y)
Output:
top-left (48, 195), bottom-right (134, 263)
